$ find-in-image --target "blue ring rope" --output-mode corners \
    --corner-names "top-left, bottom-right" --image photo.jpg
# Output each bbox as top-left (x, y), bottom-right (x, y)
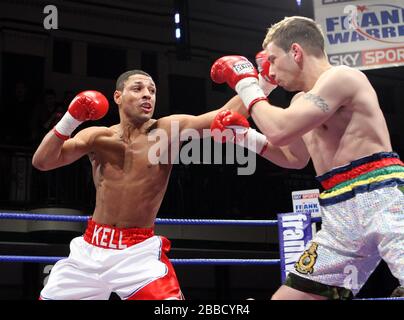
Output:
top-left (354, 297), bottom-right (404, 300)
top-left (0, 212), bottom-right (321, 225)
top-left (0, 213), bottom-right (400, 301)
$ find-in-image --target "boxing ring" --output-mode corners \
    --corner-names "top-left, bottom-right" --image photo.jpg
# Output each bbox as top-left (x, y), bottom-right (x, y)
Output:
top-left (0, 212), bottom-right (402, 300)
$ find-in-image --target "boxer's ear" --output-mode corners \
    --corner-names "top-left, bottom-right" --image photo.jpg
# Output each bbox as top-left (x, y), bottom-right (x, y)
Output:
top-left (290, 43), bottom-right (303, 63)
top-left (114, 90), bottom-right (122, 106)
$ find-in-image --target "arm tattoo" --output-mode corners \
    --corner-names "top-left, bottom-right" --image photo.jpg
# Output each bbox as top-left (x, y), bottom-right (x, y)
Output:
top-left (303, 93), bottom-right (329, 113)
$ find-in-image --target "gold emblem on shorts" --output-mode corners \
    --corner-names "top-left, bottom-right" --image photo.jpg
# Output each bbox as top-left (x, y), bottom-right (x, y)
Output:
top-left (295, 242), bottom-right (318, 275)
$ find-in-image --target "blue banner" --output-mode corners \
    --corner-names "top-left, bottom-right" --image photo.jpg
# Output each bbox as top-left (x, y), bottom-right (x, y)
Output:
top-left (277, 212), bottom-right (313, 283)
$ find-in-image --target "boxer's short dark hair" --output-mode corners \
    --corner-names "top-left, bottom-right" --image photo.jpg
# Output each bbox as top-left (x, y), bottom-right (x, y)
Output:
top-left (116, 70), bottom-right (152, 91)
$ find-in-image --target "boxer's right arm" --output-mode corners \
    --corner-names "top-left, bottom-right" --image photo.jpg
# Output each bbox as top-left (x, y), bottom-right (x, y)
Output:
top-left (32, 127), bottom-right (95, 171)
top-left (260, 137), bottom-right (310, 169)
top-left (32, 90), bottom-right (109, 170)
top-left (54, 90), bottom-right (109, 140)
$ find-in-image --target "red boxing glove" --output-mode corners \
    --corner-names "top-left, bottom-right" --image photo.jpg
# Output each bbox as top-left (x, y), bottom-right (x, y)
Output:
top-left (210, 110), bottom-right (268, 155)
top-left (255, 50), bottom-right (277, 96)
top-left (67, 90), bottom-right (109, 121)
top-left (54, 90), bottom-right (109, 140)
top-left (211, 56), bottom-right (267, 112)
top-left (211, 110), bottom-right (250, 143)
top-left (211, 56), bottom-right (259, 89)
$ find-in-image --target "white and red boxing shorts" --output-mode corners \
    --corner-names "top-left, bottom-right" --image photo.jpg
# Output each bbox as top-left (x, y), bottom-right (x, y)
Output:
top-left (40, 219), bottom-right (184, 300)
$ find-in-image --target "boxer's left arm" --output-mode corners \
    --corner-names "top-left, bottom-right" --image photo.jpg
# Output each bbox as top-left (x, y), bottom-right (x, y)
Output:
top-left (167, 95), bottom-right (247, 137)
top-left (165, 54), bottom-right (272, 136)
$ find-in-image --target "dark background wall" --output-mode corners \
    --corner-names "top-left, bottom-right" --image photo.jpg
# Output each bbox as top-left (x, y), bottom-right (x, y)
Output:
top-left (0, 0), bottom-right (402, 299)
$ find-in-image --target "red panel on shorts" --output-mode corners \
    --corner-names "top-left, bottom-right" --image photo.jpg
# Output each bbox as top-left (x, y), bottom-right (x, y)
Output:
top-left (126, 237), bottom-right (184, 300)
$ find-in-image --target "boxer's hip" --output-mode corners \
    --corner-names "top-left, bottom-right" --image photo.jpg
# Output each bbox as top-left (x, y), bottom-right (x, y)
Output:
top-left (83, 218), bottom-right (155, 249)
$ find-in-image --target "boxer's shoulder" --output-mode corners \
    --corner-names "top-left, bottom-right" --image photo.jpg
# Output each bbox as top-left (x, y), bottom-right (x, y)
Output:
top-left (153, 115), bottom-right (188, 132)
top-left (68, 127), bottom-right (116, 156)
top-left (74, 125), bottom-right (113, 141)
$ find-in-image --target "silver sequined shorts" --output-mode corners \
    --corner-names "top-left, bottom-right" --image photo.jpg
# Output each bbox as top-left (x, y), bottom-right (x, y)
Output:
top-left (286, 152), bottom-right (404, 298)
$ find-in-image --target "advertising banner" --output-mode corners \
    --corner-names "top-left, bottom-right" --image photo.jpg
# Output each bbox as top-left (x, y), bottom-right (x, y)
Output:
top-left (277, 211), bottom-right (313, 283)
top-left (291, 189), bottom-right (320, 216)
top-left (314, 0), bottom-right (404, 69)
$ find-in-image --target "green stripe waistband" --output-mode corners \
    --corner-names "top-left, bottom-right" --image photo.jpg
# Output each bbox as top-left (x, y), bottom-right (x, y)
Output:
top-left (324, 165), bottom-right (404, 194)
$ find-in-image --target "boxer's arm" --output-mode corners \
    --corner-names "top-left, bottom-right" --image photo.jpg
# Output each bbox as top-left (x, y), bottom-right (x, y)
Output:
top-left (168, 95), bottom-right (246, 137)
top-left (229, 126), bottom-right (310, 169)
top-left (259, 93), bottom-right (310, 168)
top-left (33, 90), bottom-right (109, 170)
top-left (210, 110), bottom-right (310, 169)
top-left (222, 95), bottom-right (249, 118)
top-left (250, 67), bottom-right (357, 146)
top-left (32, 127), bottom-right (96, 171)
top-left (259, 137), bottom-right (310, 169)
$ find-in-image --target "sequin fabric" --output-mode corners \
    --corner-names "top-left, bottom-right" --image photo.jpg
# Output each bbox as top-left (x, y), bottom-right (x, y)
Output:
top-left (288, 152), bottom-right (404, 296)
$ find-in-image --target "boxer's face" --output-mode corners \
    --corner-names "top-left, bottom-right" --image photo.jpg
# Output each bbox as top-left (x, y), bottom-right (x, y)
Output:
top-left (115, 74), bottom-right (156, 123)
top-left (265, 42), bottom-right (303, 92)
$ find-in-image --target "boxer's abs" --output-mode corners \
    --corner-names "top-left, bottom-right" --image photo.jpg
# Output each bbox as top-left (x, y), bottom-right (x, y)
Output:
top-left (303, 116), bottom-right (392, 176)
top-left (91, 159), bottom-right (172, 228)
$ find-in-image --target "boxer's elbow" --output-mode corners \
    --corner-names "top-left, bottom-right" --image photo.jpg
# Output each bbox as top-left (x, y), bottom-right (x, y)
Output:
top-left (280, 157), bottom-right (309, 170)
top-left (292, 158), bottom-right (309, 169)
top-left (261, 124), bottom-right (290, 147)
top-left (32, 157), bottom-right (47, 171)
top-left (286, 150), bottom-right (310, 170)
top-left (266, 132), bottom-right (292, 147)
top-left (32, 153), bottom-right (52, 171)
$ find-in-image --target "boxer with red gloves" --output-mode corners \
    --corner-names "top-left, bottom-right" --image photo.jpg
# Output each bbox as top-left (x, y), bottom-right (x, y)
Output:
top-left (32, 69), bottom-right (247, 300)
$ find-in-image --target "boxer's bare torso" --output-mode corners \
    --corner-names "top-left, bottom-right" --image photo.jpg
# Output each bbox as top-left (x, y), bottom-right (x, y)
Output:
top-left (32, 74), bottom-right (246, 228)
top-left (85, 119), bottom-right (178, 228)
top-left (299, 66), bottom-right (392, 176)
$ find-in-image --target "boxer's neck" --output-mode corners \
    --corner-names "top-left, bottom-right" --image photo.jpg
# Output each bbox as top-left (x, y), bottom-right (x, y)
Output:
top-left (118, 118), bottom-right (155, 141)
